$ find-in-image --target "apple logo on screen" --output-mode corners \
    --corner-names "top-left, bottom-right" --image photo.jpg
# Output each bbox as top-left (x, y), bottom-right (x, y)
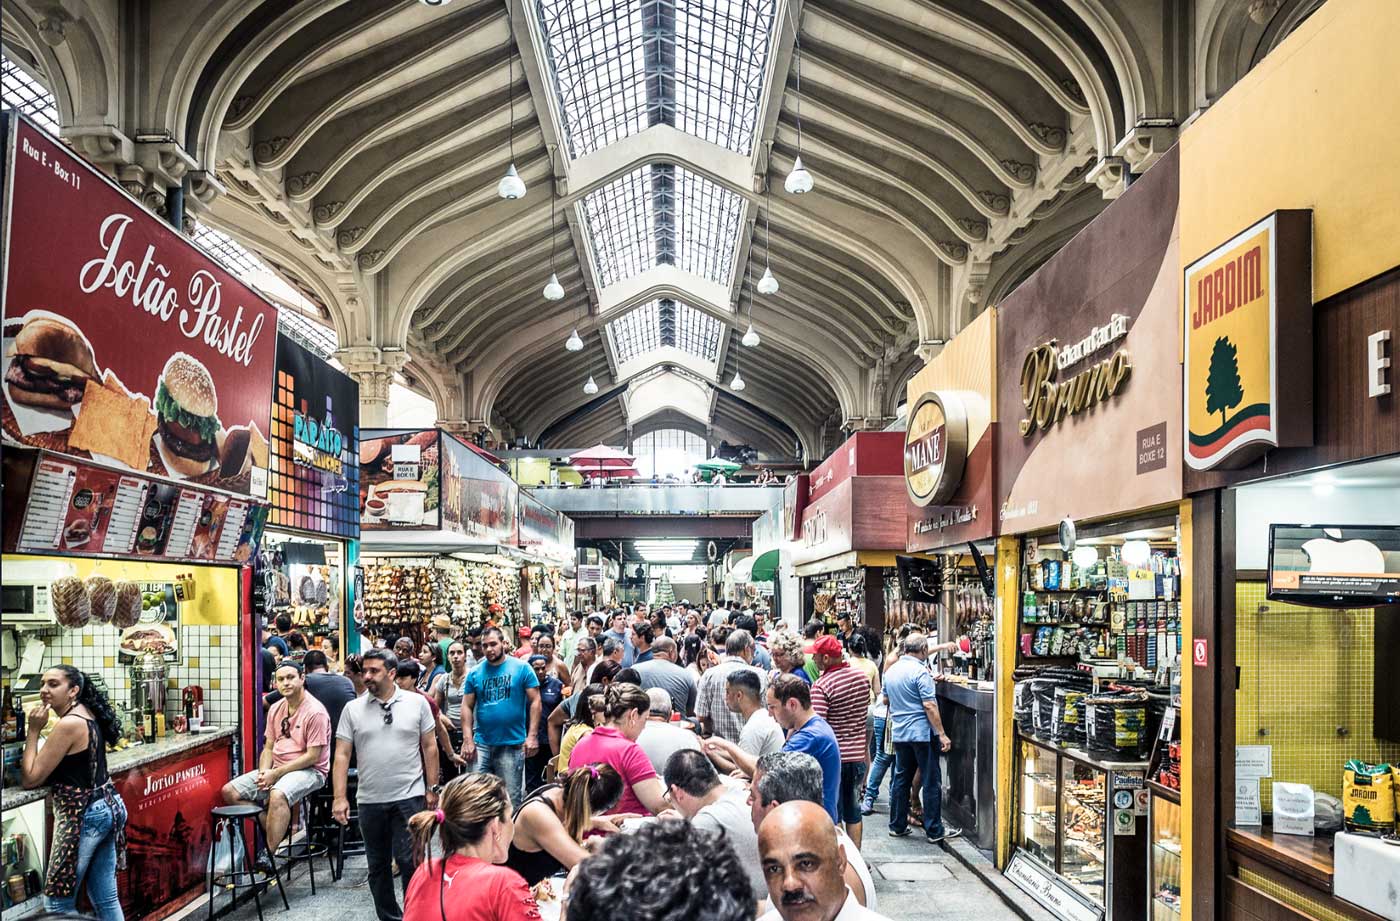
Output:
top-left (1301, 531), bottom-right (1384, 575)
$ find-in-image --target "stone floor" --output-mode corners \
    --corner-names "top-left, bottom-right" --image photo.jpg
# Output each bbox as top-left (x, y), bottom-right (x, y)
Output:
top-left (203, 796), bottom-right (1054, 921)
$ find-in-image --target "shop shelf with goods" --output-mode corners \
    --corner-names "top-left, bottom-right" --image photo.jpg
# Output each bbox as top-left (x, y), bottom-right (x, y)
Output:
top-left (358, 555), bottom-right (523, 647)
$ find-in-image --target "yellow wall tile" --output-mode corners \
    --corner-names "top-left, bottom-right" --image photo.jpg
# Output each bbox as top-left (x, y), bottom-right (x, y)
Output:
top-left (82, 634), bottom-right (94, 647)
top-left (210, 678), bottom-right (221, 691)
top-left (103, 657), bottom-right (114, 668)
top-left (210, 635), bottom-right (222, 647)
top-left (188, 657), bottom-right (200, 669)
top-left (1235, 582), bottom-right (1400, 808)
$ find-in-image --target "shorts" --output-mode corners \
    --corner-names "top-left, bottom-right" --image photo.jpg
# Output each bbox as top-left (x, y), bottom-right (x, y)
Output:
top-left (838, 761), bottom-right (869, 824)
top-left (228, 767), bottom-right (325, 807)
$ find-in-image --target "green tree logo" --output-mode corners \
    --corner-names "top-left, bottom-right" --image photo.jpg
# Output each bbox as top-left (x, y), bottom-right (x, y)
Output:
top-left (1205, 336), bottom-right (1244, 426)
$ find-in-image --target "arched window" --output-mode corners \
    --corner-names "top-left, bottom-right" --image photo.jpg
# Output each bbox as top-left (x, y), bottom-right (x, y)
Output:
top-left (634, 429), bottom-right (707, 479)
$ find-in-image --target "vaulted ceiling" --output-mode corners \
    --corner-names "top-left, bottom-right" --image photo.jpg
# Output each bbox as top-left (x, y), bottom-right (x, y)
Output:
top-left (1, 0), bottom-right (1331, 462)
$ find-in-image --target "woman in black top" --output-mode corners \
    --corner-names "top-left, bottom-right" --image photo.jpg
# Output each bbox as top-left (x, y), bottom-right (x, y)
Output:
top-left (21, 665), bottom-right (128, 921)
top-left (504, 763), bottom-right (624, 885)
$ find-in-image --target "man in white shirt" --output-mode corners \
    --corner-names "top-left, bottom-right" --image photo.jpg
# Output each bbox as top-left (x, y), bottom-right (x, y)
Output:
top-left (758, 800), bottom-right (892, 921)
top-left (557, 611), bottom-right (585, 667)
top-left (749, 752), bottom-right (877, 913)
top-left (662, 749), bottom-right (766, 904)
top-left (706, 668), bottom-right (783, 774)
top-left (695, 629), bottom-right (768, 742)
top-left (636, 688), bottom-right (701, 774)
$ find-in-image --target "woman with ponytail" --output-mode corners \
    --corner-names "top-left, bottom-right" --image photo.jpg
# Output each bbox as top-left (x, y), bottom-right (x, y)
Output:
top-left (402, 773), bottom-right (539, 921)
top-left (504, 762), bottom-right (625, 885)
top-left (21, 665), bottom-right (128, 921)
top-left (566, 683), bottom-right (667, 816)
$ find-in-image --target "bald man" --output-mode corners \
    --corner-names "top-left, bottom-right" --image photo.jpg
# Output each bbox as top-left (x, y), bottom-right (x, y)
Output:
top-left (757, 802), bottom-right (893, 921)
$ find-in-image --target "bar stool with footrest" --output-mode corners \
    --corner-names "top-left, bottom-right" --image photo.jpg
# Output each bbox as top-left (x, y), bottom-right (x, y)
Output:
top-left (206, 803), bottom-right (290, 921)
top-left (275, 797), bottom-right (333, 894)
top-left (313, 766), bottom-right (364, 880)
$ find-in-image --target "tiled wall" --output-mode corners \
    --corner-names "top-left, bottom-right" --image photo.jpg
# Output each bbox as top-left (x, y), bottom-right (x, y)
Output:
top-left (44, 621), bottom-right (240, 729)
top-left (1234, 581), bottom-right (1400, 809)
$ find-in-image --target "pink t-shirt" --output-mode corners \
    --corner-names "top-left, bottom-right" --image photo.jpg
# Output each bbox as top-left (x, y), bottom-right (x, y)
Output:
top-left (266, 694), bottom-right (332, 777)
top-left (567, 725), bottom-right (657, 815)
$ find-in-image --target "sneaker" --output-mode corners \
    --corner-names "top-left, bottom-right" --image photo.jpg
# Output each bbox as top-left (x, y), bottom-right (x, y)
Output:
top-left (926, 825), bottom-right (964, 844)
top-left (889, 827), bottom-right (912, 838)
top-left (860, 797), bottom-right (875, 816)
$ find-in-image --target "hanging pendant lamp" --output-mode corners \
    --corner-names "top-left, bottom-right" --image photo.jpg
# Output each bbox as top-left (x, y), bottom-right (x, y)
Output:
top-left (498, 26), bottom-right (526, 200)
top-left (730, 370), bottom-right (746, 391)
top-left (757, 266), bottom-right (779, 295)
top-left (543, 272), bottom-right (565, 301)
top-left (565, 328), bottom-right (584, 351)
top-left (785, 34), bottom-right (815, 195)
top-left (583, 375), bottom-right (598, 395)
top-left (742, 323), bottom-right (761, 348)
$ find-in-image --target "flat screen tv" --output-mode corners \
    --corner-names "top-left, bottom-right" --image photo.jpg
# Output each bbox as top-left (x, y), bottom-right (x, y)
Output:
top-left (1267, 524), bottom-right (1400, 608)
top-left (896, 555), bottom-right (943, 604)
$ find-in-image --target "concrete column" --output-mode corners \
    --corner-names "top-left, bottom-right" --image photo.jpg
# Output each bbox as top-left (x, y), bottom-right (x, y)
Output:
top-left (337, 348), bottom-right (409, 429)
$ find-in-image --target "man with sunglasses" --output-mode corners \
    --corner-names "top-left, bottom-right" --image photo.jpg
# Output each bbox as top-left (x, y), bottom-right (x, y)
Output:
top-left (333, 650), bottom-right (440, 921)
top-left (222, 661), bottom-right (330, 855)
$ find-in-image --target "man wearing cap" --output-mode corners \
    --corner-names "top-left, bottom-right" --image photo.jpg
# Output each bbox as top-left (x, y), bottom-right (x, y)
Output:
top-left (431, 614), bottom-right (456, 663)
top-left (811, 635), bottom-right (872, 848)
top-left (512, 625), bottom-right (536, 658)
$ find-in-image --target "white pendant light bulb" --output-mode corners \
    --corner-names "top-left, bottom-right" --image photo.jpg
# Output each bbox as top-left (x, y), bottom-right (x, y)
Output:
top-left (730, 371), bottom-right (746, 391)
top-left (564, 328), bottom-right (583, 352)
top-left (742, 323), bottom-right (761, 348)
top-left (543, 273), bottom-right (565, 301)
top-left (498, 163), bottom-right (526, 200)
top-left (582, 375), bottom-right (598, 395)
top-left (757, 265), bottom-right (780, 295)
top-left (1120, 540), bottom-right (1152, 568)
top-left (784, 155), bottom-right (814, 194)
top-left (1071, 545), bottom-right (1099, 570)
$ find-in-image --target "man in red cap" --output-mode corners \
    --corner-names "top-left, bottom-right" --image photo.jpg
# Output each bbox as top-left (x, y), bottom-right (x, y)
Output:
top-left (810, 634), bottom-right (872, 847)
top-left (511, 625), bottom-right (534, 659)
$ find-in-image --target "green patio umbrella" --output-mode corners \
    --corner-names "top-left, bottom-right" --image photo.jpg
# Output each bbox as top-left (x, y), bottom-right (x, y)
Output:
top-left (695, 458), bottom-right (742, 473)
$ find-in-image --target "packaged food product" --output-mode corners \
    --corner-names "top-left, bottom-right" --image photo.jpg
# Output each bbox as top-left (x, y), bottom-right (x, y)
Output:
top-left (112, 581), bottom-right (143, 628)
top-left (1342, 760), bottom-right (1395, 834)
top-left (51, 576), bottom-right (91, 628)
top-left (86, 575), bottom-right (116, 623)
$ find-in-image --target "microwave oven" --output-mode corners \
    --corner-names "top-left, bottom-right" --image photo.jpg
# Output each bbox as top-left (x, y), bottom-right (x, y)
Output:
top-left (2, 581), bottom-right (55, 623)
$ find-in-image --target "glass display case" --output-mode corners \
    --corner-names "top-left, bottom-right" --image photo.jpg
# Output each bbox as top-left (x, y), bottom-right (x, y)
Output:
top-left (1149, 787), bottom-right (1182, 920)
top-left (1061, 759), bottom-right (1108, 904)
top-left (1019, 738), bottom-right (1058, 864)
top-left (1011, 733), bottom-right (1148, 921)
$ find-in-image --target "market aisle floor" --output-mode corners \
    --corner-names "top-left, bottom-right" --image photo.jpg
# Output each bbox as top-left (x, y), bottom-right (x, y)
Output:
top-left (209, 797), bottom-right (1051, 921)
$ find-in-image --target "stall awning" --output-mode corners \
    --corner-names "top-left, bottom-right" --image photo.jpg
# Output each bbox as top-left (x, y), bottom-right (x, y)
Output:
top-left (750, 549), bottom-right (780, 582)
top-left (793, 550), bottom-right (899, 578)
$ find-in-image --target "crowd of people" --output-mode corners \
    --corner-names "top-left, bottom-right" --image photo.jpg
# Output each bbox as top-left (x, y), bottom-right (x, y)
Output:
top-left (14, 600), bottom-right (958, 921)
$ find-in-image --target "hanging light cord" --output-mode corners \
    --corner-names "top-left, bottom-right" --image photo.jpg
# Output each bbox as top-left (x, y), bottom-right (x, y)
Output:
top-left (793, 32), bottom-right (803, 154)
top-left (764, 180), bottom-right (773, 268)
top-left (507, 15), bottom-right (516, 162)
top-left (549, 148), bottom-right (556, 271)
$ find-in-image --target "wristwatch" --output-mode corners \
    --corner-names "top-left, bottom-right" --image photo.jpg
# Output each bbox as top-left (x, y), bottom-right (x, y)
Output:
top-left (430, 783), bottom-right (444, 794)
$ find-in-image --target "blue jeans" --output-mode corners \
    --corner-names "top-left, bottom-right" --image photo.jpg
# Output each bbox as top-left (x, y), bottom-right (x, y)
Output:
top-left (890, 737), bottom-right (945, 837)
top-left (863, 715), bottom-right (895, 802)
top-left (474, 743), bottom-right (524, 808)
top-left (47, 796), bottom-right (127, 921)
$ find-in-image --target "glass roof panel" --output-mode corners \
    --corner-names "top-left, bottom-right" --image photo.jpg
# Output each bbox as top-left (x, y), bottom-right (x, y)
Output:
top-left (535, 0), bottom-right (776, 158)
top-left (581, 163), bottom-right (743, 288)
top-left (608, 301), bottom-right (662, 363)
top-left (1, 54), bottom-right (59, 133)
top-left (672, 301), bottom-right (721, 360)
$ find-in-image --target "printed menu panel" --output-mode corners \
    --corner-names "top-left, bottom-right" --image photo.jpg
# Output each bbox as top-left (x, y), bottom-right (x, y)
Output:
top-left (4, 448), bottom-right (269, 564)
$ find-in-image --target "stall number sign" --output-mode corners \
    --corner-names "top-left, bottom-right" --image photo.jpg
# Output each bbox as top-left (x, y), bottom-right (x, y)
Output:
top-left (1005, 852), bottom-right (1104, 921)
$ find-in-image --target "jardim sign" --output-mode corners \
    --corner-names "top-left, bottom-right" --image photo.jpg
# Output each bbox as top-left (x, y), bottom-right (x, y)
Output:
top-left (1020, 315), bottom-right (1132, 437)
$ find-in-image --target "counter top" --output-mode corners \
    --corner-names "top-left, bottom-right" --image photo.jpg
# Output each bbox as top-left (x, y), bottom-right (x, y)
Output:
top-left (1227, 824), bottom-right (1334, 891)
top-left (937, 680), bottom-right (995, 711)
top-left (2, 727), bottom-right (234, 812)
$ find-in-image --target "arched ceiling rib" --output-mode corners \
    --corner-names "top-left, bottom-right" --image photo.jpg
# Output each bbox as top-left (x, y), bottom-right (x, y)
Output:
top-left (148, 0), bottom-right (1170, 459)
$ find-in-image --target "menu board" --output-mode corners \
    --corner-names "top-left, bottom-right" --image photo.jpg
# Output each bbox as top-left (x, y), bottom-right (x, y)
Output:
top-left (1, 114), bottom-right (276, 496)
top-left (4, 448), bottom-right (266, 564)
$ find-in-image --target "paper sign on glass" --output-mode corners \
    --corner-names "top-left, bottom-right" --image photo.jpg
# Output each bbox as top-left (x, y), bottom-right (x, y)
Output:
top-left (1236, 745), bottom-right (1273, 779)
top-left (1235, 778), bottom-right (1262, 826)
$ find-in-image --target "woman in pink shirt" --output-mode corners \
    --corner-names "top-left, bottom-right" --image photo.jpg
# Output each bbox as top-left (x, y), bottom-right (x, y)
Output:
top-left (403, 773), bottom-right (539, 921)
top-left (566, 684), bottom-right (667, 815)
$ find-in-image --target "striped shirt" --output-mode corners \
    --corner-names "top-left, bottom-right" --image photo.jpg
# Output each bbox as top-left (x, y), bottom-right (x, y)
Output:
top-left (811, 662), bottom-right (872, 763)
top-left (696, 657), bottom-right (770, 743)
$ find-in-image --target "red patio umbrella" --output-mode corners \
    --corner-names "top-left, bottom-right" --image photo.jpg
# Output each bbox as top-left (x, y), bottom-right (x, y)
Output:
top-left (568, 444), bottom-right (636, 475)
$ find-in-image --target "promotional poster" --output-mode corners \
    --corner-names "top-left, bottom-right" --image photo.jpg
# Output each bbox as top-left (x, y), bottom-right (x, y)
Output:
top-left (1, 117), bottom-right (277, 496)
top-left (268, 333), bottom-right (360, 537)
top-left (359, 429), bottom-right (440, 528)
top-left (440, 432), bottom-right (517, 545)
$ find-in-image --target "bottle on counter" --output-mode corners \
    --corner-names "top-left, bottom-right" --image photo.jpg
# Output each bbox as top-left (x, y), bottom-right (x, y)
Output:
top-left (1, 688), bottom-right (16, 743)
top-left (142, 705), bottom-right (156, 744)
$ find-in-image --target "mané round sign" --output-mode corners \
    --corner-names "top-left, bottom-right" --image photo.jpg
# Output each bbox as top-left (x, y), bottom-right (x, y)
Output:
top-left (904, 391), bottom-right (968, 507)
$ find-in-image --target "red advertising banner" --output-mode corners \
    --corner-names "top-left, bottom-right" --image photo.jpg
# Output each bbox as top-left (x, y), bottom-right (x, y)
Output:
top-left (112, 743), bottom-right (231, 921)
top-left (1, 116), bottom-right (276, 496)
top-left (441, 432), bottom-right (517, 545)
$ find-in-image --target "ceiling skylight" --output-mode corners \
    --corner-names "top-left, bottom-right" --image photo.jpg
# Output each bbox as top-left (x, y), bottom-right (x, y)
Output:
top-left (535, 0), bottom-right (777, 158)
top-left (608, 298), bottom-right (722, 365)
top-left (581, 163), bottom-right (744, 288)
